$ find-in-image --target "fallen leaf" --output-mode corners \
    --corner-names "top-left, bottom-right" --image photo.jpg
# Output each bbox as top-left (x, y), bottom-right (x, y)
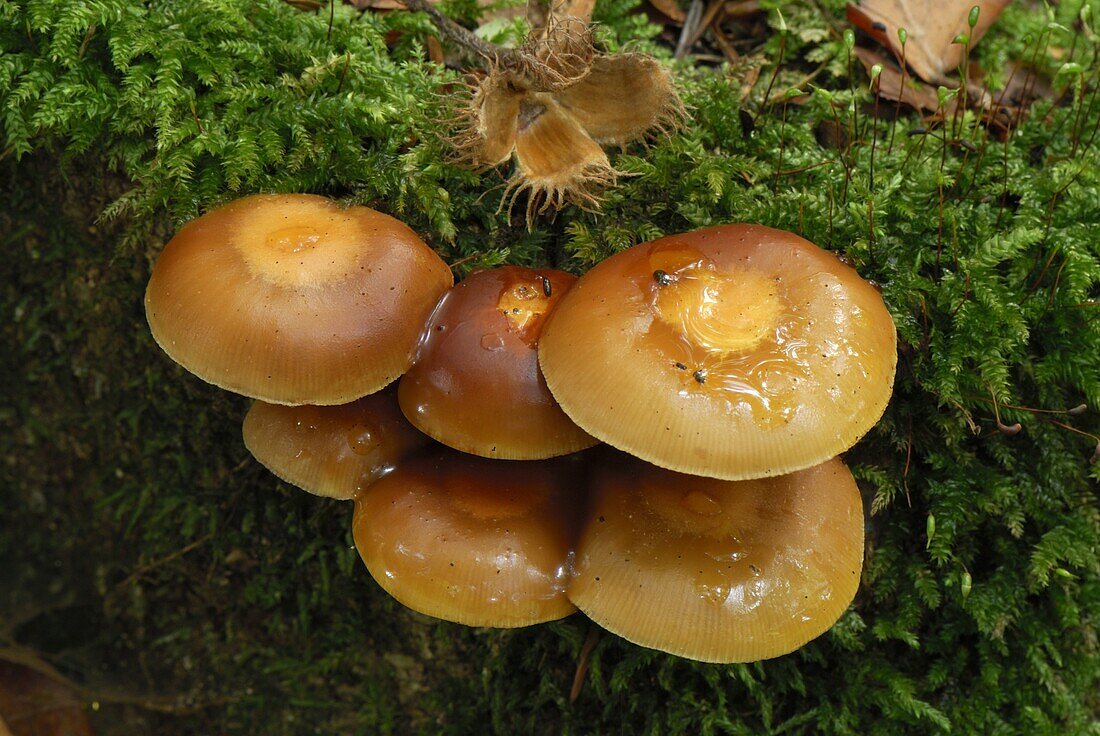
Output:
top-left (647, 0), bottom-right (686, 25)
top-left (0, 661), bottom-right (94, 736)
top-left (815, 118), bottom-right (849, 150)
top-left (427, 34), bottom-right (445, 63)
top-left (984, 60), bottom-right (1055, 107)
top-left (847, 0), bottom-right (1011, 84)
top-left (854, 46), bottom-right (942, 112)
top-left (557, 0), bottom-right (597, 22)
top-left (723, 0), bottom-right (760, 18)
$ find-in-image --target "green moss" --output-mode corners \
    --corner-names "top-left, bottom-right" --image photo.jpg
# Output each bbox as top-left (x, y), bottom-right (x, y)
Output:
top-left (1, 0), bottom-right (1098, 734)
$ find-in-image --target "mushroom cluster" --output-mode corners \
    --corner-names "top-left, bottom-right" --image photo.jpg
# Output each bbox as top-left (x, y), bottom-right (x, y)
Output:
top-left (146, 199), bottom-right (896, 662)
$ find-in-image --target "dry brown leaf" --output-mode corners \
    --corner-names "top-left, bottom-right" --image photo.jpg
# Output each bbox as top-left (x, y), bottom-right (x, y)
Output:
top-left (648, 0), bottom-right (687, 24)
top-left (555, 0), bottom-right (597, 22)
top-left (986, 60), bottom-right (1055, 107)
top-left (0, 662), bottom-right (94, 736)
top-left (854, 46), bottom-right (941, 112)
top-left (723, 0), bottom-right (759, 18)
top-left (847, 0), bottom-right (1011, 84)
top-left (427, 34), bottom-right (445, 63)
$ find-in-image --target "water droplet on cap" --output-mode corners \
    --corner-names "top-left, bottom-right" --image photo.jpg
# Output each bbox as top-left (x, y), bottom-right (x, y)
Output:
top-left (347, 425), bottom-right (377, 456)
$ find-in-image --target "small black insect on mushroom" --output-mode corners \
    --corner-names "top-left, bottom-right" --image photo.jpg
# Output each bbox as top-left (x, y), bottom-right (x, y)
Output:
top-left (653, 270), bottom-right (676, 286)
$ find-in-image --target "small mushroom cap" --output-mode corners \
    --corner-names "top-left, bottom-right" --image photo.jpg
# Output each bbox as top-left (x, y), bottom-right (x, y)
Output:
top-left (243, 386), bottom-right (431, 500)
top-left (398, 266), bottom-right (596, 459)
top-left (539, 224), bottom-right (897, 479)
top-left (145, 194), bottom-right (453, 405)
top-left (352, 448), bottom-right (586, 627)
top-left (567, 451), bottom-right (864, 663)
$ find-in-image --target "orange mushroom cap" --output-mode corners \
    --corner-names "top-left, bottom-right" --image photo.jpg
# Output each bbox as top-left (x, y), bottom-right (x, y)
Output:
top-left (539, 224), bottom-right (897, 479)
top-left (352, 448), bottom-right (586, 627)
top-left (398, 265), bottom-right (596, 459)
top-left (567, 451), bottom-right (864, 663)
top-left (145, 194), bottom-right (453, 405)
top-left (242, 385), bottom-right (431, 500)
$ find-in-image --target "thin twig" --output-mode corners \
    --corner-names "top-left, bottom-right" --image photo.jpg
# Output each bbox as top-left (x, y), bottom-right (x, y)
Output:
top-left (403, 0), bottom-right (520, 69)
top-left (569, 627), bottom-right (601, 703)
top-left (106, 534), bottom-right (212, 603)
top-left (675, 0), bottom-right (705, 60)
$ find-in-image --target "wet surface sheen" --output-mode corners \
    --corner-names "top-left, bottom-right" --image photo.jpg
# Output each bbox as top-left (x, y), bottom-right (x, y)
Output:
top-left (243, 385), bottom-right (430, 500)
top-left (352, 449), bottom-right (586, 627)
top-left (145, 194), bottom-right (453, 405)
top-left (567, 451), bottom-right (864, 662)
top-left (399, 266), bottom-right (596, 459)
top-left (538, 224), bottom-right (898, 480)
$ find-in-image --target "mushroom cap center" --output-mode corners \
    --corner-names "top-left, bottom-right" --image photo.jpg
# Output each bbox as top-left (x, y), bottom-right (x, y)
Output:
top-left (654, 267), bottom-right (783, 355)
top-left (234, 201), bottom-right (363, 288)
top-left (497, 278), bottom-right (552, 339)
top-left (638, 243), bottom-right (810, 425)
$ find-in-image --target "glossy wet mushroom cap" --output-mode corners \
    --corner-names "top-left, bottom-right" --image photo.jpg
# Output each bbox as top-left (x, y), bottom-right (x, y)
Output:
top-left (352, 448), bottom-right (586, 627)
top-left (243, 385), bottom-right (431, 500)
top-left (567, 451), bottom-right (864, 663)
top-left (398, 265), bottom-right (596, 459)
top-left (538, 224), bottom-right (897, 480)
top-left (145, 194), bottom-right (453, 405)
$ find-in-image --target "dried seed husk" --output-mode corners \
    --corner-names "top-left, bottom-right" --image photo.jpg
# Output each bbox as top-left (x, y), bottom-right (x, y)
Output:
top-left (516, 14), bottom-right (595, 92)
top-left (553, 54), bottom-right (684, 146)
top-left (506, 95), bottom-right (617, 227)
top-left (447, 73), bottom-right (523, 167)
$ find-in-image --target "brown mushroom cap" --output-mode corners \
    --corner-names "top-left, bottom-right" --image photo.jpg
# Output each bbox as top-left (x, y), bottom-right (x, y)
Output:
top-left (145, 194), bottom-right (453, 405)
top-left (352, 448), bottom-right (586, 627)
top-left (538, 224), bottom-right (897, 480)
top-left (398, 266), bottom-right (596, 459)
top-left (567, 451), bottom-right (864, 663)
top-left (242, 385), bottom-right (430, 500)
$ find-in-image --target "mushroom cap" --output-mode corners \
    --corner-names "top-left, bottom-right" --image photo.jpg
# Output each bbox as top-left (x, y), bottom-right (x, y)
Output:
top-left (538, 224), bottom-right (897, 479)
top-left (242, 385), bottom-right (431, 500)
top-left (567, 451), bottom-right (864, 663)
top-left (398, 266), bottom-right (596, 459)
top-left (352, 448), bottom-right (586, 627)
top-left (145, 194), bottom-right (453, 405)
